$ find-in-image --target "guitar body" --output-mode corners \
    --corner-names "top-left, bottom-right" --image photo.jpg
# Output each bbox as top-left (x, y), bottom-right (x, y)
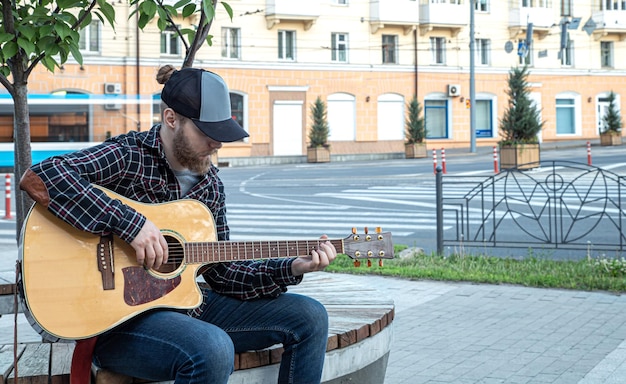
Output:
top-left (20, 189), bottom-right (217, 340)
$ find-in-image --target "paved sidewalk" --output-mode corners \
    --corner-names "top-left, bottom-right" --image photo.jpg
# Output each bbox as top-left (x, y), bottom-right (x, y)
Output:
top-left (1, 241), bottom-right (626, 383)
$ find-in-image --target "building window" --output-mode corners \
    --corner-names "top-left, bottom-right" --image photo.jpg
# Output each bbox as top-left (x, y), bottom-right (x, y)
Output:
top-left (475, 0), bottom-right (489, 12)
top-left (560, 0), bottom-right (572, 16)
top-left (561, 39), bottom-right (573, 67)
top-left (518, 39), bottom-right (533, 66)
top-left (331, 0), bottom-right (348, 4)
top-left (522, 0), bottom-right (549, 7)
top-left (475, 99), bottom-right (493, 138)
top-left (556, 98), bottom-right (576, 135)
top-left (278, 30), bottom-right (296, 60)
top-left (221, 27), bottom-right (241, 59)
top-left (601, 41), bottom-right (613, 68)
top-left (602, 0), bottom-right (626, 10)
top-left (79, 21), bottom-right (100, 53)
top-left (230, 93), bottom-right (247, 140)
top-left (382, 35), bottom-right (398, 64)
top-left (425, 99), bottom-right (448, 139)
top-left (161, 26), bottom-right (181, 56)
top-left (475, 39), bottom-right (490, 65)
top-left (331, 33), bottom-right (348, 62)
top-left (430, 37), bottom-right (446, 65)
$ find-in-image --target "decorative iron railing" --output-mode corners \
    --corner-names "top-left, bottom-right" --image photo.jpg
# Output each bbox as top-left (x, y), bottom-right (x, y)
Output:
top-left (436, 161), bottom-right (626, 256)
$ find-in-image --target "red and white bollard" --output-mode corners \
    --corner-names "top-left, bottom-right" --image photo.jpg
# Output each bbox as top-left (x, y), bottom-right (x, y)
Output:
top-left (4, 174), bottom-right (11, 219)
top-left (432, 148), bottom-right (438, 174)
top-left (587, 141), bottom-right (592, 166)
top-left (493, 146), bottom-right (499, 174)
top-left (441, 148), bottom-right (447, 174)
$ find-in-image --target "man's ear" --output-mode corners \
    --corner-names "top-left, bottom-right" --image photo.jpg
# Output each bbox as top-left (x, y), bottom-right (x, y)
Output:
top-left (163, 108), bottom-right (177, 128)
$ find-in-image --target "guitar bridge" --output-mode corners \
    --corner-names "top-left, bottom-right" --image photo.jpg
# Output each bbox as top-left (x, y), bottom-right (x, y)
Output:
top-left (98, 234), bottom-right (115, 290)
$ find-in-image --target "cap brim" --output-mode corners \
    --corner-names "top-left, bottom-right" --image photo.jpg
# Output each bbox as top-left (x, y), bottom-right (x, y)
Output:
top-left (192, 118), bottom-right (249, 143)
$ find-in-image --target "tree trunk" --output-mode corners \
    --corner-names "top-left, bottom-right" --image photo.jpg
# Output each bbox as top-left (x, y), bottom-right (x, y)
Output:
top-left (12, 82), bottom-right (34, 242)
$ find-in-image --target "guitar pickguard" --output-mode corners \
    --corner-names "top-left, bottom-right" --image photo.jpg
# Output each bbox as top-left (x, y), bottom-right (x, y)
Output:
top-left (122, 267), bottom-right (181, 306)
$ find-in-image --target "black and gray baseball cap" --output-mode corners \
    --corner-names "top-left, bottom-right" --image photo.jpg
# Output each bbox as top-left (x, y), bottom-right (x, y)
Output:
top-left (161, 68), bottom-right (249, 142)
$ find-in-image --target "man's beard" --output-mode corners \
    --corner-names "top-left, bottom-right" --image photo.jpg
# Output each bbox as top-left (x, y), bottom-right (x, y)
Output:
top-left (172, 129), bottom-right (213, 174)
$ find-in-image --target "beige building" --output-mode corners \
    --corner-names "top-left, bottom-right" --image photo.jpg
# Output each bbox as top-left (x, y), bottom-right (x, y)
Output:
top-left (0, 0), bottom-right (625, 162)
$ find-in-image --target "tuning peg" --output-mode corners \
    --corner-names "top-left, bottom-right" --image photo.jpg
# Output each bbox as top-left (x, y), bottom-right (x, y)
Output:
top-left (364, 227), bottom-right (369, 234)
top-left (352, 227), bottom-right (357, 234)
top-left (379, 259), bottom-right (384, 267)
top-left (367, 259), bottom-right (372, 268)
top-left (353, 260), bottom-right (361, 267)
top-left (376, 227), bottom-right (382, 233)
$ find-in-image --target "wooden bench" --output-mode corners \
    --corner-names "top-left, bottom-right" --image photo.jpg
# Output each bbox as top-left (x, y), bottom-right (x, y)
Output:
top-left (0, 273), bottom-right (394, 384)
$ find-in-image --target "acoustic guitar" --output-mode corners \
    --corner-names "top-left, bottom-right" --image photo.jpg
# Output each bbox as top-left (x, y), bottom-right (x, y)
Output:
top-left (19, 186), bottom-right (394, 340)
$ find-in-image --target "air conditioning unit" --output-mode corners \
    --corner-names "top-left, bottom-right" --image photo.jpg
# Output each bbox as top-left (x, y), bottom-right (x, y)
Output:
top-left (448, 84), bottom-right (461, 97)
top-left (104, 82), bottom-right (122, 95)
top-left (104, 103), bottom-right (122, 110)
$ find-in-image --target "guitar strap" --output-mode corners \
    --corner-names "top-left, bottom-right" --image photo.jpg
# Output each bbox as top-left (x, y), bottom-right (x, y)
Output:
top-left (71, 336), bottom-right (98, 384)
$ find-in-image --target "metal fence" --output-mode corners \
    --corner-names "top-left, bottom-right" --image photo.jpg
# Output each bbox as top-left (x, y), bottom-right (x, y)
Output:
top-left (436, 161), bottom-right (626, 257)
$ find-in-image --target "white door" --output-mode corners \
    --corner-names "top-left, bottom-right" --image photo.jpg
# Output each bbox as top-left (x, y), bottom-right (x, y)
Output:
top-left (273, 101), bottom-right (303, 156)
top-left (597, 97), bottom-right (610, 134)
top-left (377, 94), bottom-right (404, 141)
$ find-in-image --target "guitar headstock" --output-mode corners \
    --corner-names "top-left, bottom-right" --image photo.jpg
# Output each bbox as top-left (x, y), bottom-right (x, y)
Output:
top-left (342, 227), bottom-right (393, 267)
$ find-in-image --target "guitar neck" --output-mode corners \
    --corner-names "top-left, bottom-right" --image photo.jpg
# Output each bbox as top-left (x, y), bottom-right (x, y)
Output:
top-left (185, 239), bottom-right (345, 264)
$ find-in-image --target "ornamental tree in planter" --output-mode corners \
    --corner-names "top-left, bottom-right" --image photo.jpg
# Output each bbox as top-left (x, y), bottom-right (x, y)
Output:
top-left (404, 97), bottom-right (427, 158)
top-left (499, 66), bottom-right (544, 170)
top-left (307, 96), bottom-right (330, 163)
top-left (600, 91), bottom-right (623, 146)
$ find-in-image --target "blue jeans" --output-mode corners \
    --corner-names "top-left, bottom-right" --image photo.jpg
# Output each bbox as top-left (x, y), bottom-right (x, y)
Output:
top-left (93, 288), bottom-right (329, 384)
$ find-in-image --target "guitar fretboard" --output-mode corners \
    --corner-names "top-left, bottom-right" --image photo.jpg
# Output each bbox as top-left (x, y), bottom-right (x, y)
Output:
top-left (185, 239), bottom-right (345, 264)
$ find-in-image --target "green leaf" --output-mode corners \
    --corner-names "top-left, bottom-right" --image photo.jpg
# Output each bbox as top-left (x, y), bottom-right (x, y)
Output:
top-left (174, 0), bottom-right (192, 8)
top-left (54, 23), bottom-right (72, 40)
top-left (38, 25), bottom-right (55, 38)
top-left (0, 66), bottom-right (10, 77)
top-left (16, 25), bottom-right (36, 40)
top-left (140, 0), bottom-right (158, 19)
top-left (182, 3), bottom-right (196, 17)
top-left (205, 34), bottom-right (213, 46)
top-left (157, 18), bottom-right (167, 31)
top-left (137, 13), bottom-right (151, 29)
top-left (202, 0), bottom-right (215, 20)
top-left (2, 41), bottom-right (18, 59)
top-left (41, 55), bottom-right (58, 72)
top-left (68, 41), bottom-right (83, 65)
top-left (38, 36), bottom-right (57, 53)
top-left (56, 0), bottom-right (83, 9)
top-left (156, 7), bottom-right (169, 28)
top-left (97, 0), bottom-right (117, 28)
top-left (17, 37), bottom-right (36, 56)
top-left (163, 4), bottom-right (178, 15)
top-left (78, 11), bottom-right (93, 29)
top-left (220, 2), bottom-right (234, 20)
top-left (0, 33), bottom-right (13, 45)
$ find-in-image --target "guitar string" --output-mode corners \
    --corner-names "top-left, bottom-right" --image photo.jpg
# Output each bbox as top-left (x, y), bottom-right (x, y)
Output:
top-left (161, 239), bottom-right (347, 265)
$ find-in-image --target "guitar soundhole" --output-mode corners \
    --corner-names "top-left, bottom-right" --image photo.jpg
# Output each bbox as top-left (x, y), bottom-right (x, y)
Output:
top-left (154, 235), bottom-right (184, 273)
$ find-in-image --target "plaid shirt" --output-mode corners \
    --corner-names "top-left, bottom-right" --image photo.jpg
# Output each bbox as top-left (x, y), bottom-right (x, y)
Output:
top-left (29, 125), bottom-right (301, 300)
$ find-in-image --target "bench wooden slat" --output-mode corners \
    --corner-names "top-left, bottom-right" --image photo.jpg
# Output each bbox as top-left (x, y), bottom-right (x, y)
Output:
top-left (51, 342), bottom-right (74, 384)
top-left (8, 343), bottom-right (50, 384)
top-left (0, 344), bottom-right (25, 382)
